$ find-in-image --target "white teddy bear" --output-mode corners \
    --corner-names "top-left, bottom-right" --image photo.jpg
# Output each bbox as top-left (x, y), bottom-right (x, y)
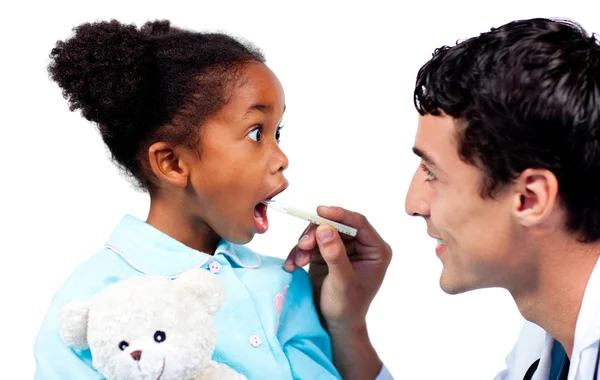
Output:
top-left (59, 268), bottom-right (246, 380)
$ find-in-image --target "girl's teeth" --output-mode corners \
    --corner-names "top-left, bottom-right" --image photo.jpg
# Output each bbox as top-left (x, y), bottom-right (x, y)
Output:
top-left (254, 207), bottom-right (265, 225)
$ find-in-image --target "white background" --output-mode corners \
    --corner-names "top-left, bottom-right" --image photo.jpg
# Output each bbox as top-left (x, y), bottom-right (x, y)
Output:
top-left (2, 0), bottom-right (599, 378)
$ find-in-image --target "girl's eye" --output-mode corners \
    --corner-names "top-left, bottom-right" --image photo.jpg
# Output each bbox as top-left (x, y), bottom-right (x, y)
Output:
top-left (247, 127), bottom-right (262, 142)
top-left (275, 125), bottom-right (283, 143)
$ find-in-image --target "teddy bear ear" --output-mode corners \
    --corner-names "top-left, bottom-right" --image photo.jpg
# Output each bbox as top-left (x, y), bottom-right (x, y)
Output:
top-left (176, 268), bottom-right (225, 316)
top-left (59, 299), bottom-right (92, 350)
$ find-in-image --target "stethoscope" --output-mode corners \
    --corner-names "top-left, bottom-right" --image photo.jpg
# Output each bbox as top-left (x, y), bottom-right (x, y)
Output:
top-left (523, 344), bottom-right (600, 380)
top-left (595, 346), bottom-right (600, 380)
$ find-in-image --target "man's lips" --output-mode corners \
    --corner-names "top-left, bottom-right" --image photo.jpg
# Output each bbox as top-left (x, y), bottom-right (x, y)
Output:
top-left (428, 231), bottom-right (446, 256)
top-left (428, 231), bottom-right (446, 245)
top-left (427, 231), bottom-right (442, 240)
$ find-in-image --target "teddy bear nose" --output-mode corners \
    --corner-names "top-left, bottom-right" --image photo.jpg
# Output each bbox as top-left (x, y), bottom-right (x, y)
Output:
top-left (130, 350), bottom-right (142, 361)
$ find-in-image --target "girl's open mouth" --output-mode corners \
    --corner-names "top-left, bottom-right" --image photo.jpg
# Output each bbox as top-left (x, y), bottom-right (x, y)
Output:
top-left (253, 201), bottom-right (269, 233)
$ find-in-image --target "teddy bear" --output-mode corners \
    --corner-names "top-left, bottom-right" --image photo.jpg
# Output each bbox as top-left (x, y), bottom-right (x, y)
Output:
top-left (59, 268), bottom-right (246, 380)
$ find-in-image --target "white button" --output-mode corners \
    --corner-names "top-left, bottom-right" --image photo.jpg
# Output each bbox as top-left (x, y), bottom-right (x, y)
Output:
top-left (249, 335), bottom-right (261, 347)
top-left (209, 261), bottom-right (221, 274)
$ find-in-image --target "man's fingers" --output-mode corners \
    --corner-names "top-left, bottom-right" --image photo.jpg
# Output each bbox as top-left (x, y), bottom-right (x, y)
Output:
top-left (315, 224), bottom-right (356, 286)
top-left (284, 245), bottom-right (314, 272)
top-left (298, 225), bottom-right (317, 250)
top-left (316, 206), bottom-right (385, 247)
top-left (284, 223), bottom-right (319, 272)
top-left (283, 253), bottom-right (299, 272)
top-left (294, 248), bottom-right (313, 267)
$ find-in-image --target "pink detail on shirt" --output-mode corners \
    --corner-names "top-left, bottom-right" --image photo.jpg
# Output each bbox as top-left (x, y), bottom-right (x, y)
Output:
top-left (274, 285), bottom-right (289, 334)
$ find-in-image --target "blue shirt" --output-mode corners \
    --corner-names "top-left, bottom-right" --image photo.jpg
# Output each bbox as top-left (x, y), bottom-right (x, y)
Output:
top-left (548, 340), bottom-right (569, 380)
top-left (34, 214), bottom-right (341, 380)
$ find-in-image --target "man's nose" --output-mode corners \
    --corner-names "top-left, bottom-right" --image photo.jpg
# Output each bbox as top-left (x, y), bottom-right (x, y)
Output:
top-left (405, 168), bottom-right (431, 217)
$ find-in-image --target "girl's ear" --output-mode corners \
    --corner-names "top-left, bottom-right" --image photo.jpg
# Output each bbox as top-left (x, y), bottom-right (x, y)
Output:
top-left (148, 142), bottom-right (190, 188)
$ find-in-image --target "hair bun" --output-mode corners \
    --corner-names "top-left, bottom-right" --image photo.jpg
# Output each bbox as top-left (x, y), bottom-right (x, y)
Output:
top-left (141, 20), bottom-right (173, 36)
top-left (48, 19), bottom-right (153, 136)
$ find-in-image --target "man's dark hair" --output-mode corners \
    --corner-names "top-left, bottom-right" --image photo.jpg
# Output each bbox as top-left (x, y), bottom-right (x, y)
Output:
top-left (414, 18), bottom-right (600, 242)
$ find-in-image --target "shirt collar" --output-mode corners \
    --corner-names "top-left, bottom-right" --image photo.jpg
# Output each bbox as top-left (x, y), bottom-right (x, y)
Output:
top-left (573, 254), bottom-right (600, 353)
top-left (104, 214), bottom-right (260, 278)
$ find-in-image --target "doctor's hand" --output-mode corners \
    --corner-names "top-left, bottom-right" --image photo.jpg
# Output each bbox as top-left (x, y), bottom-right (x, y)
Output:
top-left (284, 206), bottom-right (392, 380)
top-left (284, 206), bottom-right (392, 331)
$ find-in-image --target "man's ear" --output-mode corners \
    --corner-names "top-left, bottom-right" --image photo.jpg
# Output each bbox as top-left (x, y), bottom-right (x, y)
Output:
top-left (148, 142), bottom-right (191, 188)
top-left (512, 168), bottom-right (559, 228)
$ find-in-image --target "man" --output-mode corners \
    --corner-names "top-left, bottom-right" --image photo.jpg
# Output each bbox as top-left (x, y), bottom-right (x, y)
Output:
top-left (285, 18), bottom-right (600, 379)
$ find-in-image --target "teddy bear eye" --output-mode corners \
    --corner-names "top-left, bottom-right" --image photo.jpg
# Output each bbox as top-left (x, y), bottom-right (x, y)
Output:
top-left (154, 331), bottom-right (166, 343)
top-left (118, 341), bottom-right (129, 351)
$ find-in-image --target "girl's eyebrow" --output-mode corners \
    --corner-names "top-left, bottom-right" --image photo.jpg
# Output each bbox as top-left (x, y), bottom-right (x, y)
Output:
top-left (243, 104), bottom-right (270, 119)
top-left (243, 104), bottom-right (286, 118)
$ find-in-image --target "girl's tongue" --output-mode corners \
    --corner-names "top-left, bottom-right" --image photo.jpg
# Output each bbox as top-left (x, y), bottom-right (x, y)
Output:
top-left (253, 202), bottom-right (269, 233)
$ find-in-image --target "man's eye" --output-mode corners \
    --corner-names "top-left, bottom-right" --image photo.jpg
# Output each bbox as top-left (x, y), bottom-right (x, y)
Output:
top-left (247, 127), bottom-right (262, 142)
top-left (420, 163), bottom-right (436, 182)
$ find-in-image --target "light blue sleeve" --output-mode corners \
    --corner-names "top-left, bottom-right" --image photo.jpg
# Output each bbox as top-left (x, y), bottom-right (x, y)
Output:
top-left (375, 364), bottom-right (394, 380)
top-left (277, 268), bottom-right (342, 380)
top-left (34, 283), bottom-right (104, 379)
top-left (33, 251), bottom-right (131, 379)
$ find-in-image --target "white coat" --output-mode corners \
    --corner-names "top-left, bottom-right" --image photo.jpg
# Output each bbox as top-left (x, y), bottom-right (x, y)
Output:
top-left (495, 256), bottom-right (600, 380)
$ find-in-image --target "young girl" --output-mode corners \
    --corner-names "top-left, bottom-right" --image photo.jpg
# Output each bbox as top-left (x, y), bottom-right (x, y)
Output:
top-left (34, 19), bottom-right (341, 380)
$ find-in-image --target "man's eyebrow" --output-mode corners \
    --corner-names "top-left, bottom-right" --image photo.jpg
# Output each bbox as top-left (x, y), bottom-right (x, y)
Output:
top-left (412, 147), bottom-right (438, 167)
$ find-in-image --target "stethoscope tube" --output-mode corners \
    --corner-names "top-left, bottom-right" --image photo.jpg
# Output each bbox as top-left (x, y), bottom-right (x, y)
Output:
top-left (593, 344), bottom-right (600, 380)
top-left (523, 345), bottom-right (600, 380)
